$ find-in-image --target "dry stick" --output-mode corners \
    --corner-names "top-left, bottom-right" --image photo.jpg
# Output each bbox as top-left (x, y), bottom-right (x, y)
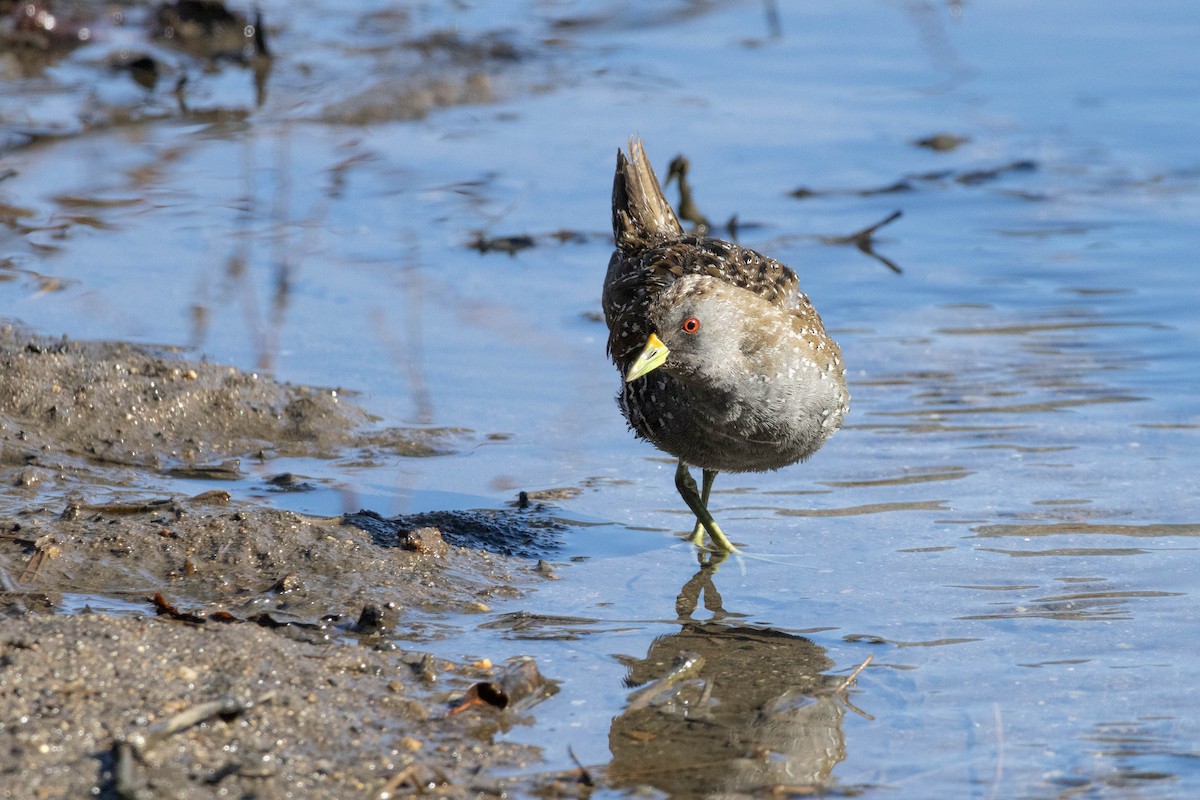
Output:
top-left (17, 534), bottom-right (60, 583)
top-left (126, 691), bottom-right (278, 758)
top-left (833, 653), bottom-right (874, 695)
top-left (17, 550), bottom-right (45, 583)
top-left (378, 765), bottom-right (418, 798)
top-left (832, 654), bottom-right (876, 719)
top-left (378, 763), bottom-right (449, 799)
top-left (377, 766), bottom-right (413, 799)
top-left (113, 692), bottom-right (277, 799)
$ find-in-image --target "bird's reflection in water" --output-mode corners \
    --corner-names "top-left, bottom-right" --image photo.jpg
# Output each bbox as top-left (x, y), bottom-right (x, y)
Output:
top-left (607, 563), bottom-right (848, 797)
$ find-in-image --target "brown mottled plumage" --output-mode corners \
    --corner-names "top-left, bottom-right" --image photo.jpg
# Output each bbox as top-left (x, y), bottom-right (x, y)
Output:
top-left (603, 137), bottom-right (849, 552)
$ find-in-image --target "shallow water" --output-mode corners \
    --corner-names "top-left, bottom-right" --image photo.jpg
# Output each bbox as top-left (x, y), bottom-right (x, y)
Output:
top-left (3, 0), bottom-right (1199, 796)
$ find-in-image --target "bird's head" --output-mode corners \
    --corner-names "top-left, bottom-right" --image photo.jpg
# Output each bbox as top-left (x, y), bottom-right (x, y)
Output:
top-left (625, 276), bottom-right (757, 385)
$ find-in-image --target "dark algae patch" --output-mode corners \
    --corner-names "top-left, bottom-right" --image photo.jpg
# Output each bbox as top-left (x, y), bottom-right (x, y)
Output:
top-left (346, 507), bottom-right (568, 560)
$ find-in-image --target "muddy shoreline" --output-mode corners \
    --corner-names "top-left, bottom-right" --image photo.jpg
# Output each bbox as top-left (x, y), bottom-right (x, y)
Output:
top-left (0, 326), bottom-right (572, 798)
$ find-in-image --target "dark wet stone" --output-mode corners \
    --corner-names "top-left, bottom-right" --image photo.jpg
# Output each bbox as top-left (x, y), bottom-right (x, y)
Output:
top-left (264, 472), bottom-right (317, 492)
top-left (353, 603), bottom-right (389, 634)
top-left (400, 526), bottom-right (450, 556)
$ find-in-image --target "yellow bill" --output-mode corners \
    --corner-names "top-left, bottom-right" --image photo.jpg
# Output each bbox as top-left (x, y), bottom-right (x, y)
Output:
top-left (624, 333), bottom-right (670, 382)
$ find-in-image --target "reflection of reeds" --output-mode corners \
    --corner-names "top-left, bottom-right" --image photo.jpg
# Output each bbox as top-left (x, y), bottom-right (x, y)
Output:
top-left (197, 123), bottom-right (341, 371)
top-left (263, 125), bottom-right (293, 372)
top-left (371, 235), bottom-right (435, 426)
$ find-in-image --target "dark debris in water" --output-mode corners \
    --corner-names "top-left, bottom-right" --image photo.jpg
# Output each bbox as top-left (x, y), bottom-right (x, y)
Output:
top-left (467, 228), bottom-right (600, 255)
top-left (790, 158), bottom-right (1039, 199)
top-left (658, 151), bottom-right (762, 242)
top-left (912, 132), bottom-right (971, 152)
top-left (955, 159), bottom-right (1037, 186)
top-left (468, 231), bottom-right (537, 255)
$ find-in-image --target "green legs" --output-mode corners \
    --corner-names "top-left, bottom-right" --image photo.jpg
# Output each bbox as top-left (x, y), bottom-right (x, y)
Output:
top-left (686, 468), bottom-right (716, 545)
top-left (674, 460), bottom-right (738, 553)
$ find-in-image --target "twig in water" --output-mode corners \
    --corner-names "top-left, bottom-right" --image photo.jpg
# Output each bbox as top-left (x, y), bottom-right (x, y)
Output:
top-left (833, 653), bottom-right (874, 695)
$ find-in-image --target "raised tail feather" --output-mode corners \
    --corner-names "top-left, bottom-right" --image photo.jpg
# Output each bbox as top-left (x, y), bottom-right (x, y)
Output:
top-left (612, 136), bottom-right (684, 254)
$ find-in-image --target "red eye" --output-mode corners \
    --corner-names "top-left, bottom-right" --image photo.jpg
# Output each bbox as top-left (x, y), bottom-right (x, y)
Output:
top-left (682, 317), bottom-right (700, 334)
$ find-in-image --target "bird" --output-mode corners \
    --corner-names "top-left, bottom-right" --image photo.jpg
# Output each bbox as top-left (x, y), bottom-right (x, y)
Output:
top-left (602, 137), bottom-right (849, 553)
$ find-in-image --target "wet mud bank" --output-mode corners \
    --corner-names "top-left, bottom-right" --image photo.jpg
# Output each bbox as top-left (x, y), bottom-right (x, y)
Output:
top-left (0, 326), bottom-right (569, 798)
